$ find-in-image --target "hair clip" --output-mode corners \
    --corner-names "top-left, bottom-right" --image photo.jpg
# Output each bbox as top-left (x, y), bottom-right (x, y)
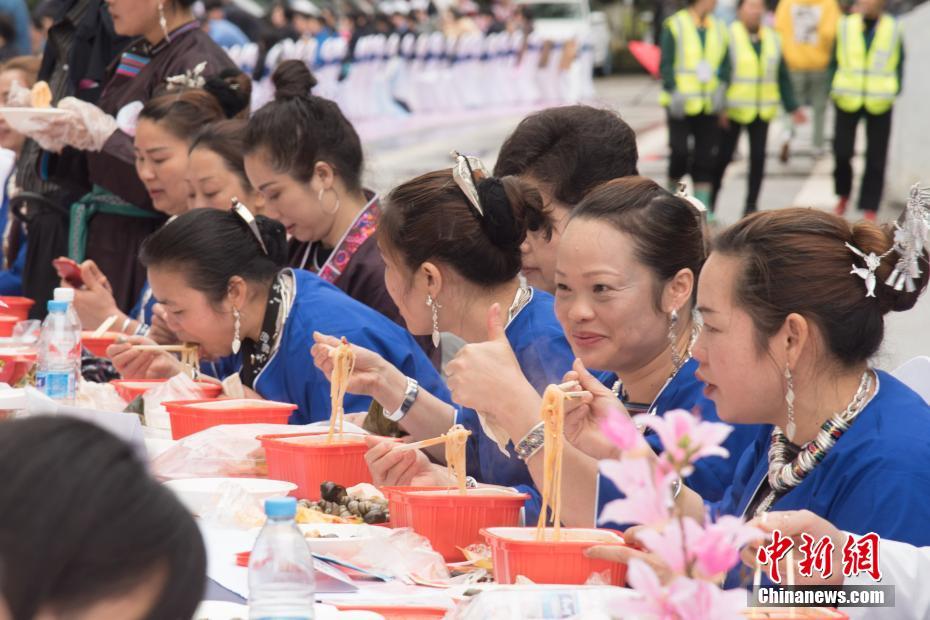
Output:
top-left (675, 182), bottom-right (708, 214)
top-left (166, 61), bottom-right (208, 91)
top-left (450, 150), bottom-right (491, 217)
top-left (230, 197), bottom-right (268, 256)
top-left (885, 183), bottom-right (930, 292)
top-left (846, 242), bottom-right (892, 298)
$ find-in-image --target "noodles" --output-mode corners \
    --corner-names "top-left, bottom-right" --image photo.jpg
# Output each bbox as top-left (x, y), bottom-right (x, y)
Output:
top-left (536, 384), bottom-right (566, 541)
top-left (327, 337), bottom-right (356, 444)
top-left (443, 424), bottom-right (472, 494)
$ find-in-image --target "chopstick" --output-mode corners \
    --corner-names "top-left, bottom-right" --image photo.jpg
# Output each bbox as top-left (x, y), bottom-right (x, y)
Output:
top-left (131, 345), bottom-right (190, 352)
top-left (92, 314), bottom-right (118, 338)
top-left (563, 391), bottom-right (588, 400)
top-left (396, 435), bottom-right (452, 451)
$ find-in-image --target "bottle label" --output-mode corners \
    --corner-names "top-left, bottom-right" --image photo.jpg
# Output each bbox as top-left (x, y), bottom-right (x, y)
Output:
top-left (36, 371), bottom-right (75, 400)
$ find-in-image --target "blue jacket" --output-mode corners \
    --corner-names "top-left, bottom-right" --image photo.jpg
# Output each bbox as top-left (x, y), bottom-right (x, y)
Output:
top-left (597, 358), bottom-right (761, 527)
top-left (456, 289), bottom-right (575, 524)
top-left (255, 269), bottom-right (449, 424)
top-left (714, 371), bottom-right (930, 588)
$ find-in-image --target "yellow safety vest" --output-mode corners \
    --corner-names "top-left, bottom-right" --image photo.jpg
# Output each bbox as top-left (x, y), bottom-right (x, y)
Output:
top-left (726, 22), bottom-right (781, 124)
top-left (831, 13), bottom-right (901, 115)
top-left (659, 9), bottom-right (728, 116)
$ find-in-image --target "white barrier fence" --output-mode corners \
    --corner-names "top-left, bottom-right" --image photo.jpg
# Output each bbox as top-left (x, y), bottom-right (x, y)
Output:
top-left (225, 30), bottom-right (596, 120)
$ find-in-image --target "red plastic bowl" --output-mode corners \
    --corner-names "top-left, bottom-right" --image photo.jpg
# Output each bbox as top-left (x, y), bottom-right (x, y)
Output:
top-left (0, 348), bottom-right (36, 385)
top-left (380, 485), bottom-right (456, 529)
top-left (111, 379), bottom-right (223, 402)
top-left (166, 398), bottom-right (296, 440)
top-left (404, 489), bottom-right (529, 561)
top-left (332, 605), bottom-right (448, 619)
top-left (82, 331), bottom-right (121, 357)
top-left (0, 315), bottom-right (19, 337)
top-left (259, 433), bottom-right (372, 500)
top-left (482, 526), bottom-right (628, 585)
top-left (0, 297), bottom-right (34, 321)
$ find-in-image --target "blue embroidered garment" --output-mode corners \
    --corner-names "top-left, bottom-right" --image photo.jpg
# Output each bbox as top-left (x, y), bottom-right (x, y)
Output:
top-left (714, 371), bottom-right (930, 588)
top-left (255, 269), bottom-right (449, 423)
top-left (455, 289), bottom-right (575, 523)
top-left (596, 358), bottom-right (760, 527)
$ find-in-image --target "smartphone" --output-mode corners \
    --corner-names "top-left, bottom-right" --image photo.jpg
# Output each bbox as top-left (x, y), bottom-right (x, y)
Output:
top-left (52, 257), bottom-right (84, 288)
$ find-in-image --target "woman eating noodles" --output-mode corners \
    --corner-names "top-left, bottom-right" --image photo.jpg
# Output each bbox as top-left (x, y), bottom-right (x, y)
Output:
top-left (312, 156), bottom-right (575, 521)
top-left (108, 207), bottom-right (447, 424)
top-left (399, 177), bottom-right (757, 527)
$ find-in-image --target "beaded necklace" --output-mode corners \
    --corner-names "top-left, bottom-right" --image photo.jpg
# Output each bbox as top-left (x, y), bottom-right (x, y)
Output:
top-left (754, 370), bottom-right (875, 516)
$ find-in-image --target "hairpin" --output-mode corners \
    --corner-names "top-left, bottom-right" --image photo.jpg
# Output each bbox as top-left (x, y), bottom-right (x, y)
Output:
top-left (166, 61), bottom-right (208, 91)
top-left (676, 182), bottom-right (708, 215)
top-left (450, 150), bottom-right (490, 217)
top-left (230, 197), bottom-right (268, 256)
top-left (845, 242), bottom-right (892, 298)
top-left (885, 183), bottom-right (930, 293)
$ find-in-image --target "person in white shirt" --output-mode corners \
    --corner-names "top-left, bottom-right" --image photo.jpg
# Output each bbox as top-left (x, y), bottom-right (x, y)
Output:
top-left (743, 509), bottom-right (930, 619)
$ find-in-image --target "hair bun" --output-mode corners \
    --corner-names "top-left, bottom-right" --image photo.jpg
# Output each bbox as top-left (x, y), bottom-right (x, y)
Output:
top-left (850, 220), bottom-right (929, 313)
top-left (203, 69), bottom-right (251, 119)
top-left (272, 60), bottom-right (318, 100)
top-left (476, 177), bottom-right (521, 249)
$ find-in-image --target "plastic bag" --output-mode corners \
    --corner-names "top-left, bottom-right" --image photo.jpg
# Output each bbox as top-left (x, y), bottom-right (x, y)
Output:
top-left (201, 480), bottom-right (266, 529)
top-left (75, 379), bottom-right (128, 413)
top-left (344, 527), bottom-right (450, 582)
top-left (11, 320), bottom-right (40, 343)
top-left (150, 422), bottom-right (297, 480)
top-left (142, 373), bottom-right (216, 430)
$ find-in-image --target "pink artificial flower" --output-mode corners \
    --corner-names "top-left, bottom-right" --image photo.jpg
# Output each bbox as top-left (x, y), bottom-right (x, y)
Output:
top-left (673, 578), bottom-right (746, 620)
top-left (691, 516), bottom-right (764, 580)
top-left (636, 409), bottom-right (733, 476)
top-left (598, 457), bottom-right (674, 527)
top-left (623, 559), bottom-right (697, 619)
top-left (600, 408), bottom-right (647, 452)
top-left (635, 516), bottom-right (705, 575)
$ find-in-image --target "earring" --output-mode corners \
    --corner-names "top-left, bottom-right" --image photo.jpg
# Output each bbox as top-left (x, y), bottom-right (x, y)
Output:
top-left (668, 308), bottom-right (682, 371)
top-left (319, 187), bottom-right (341, 215)
top-left (426, 294), bottom-right (441, 348)
top-left (784, 365), bottom-right (796, 441)
top-left (232, 308), bottom-right (241, 354)
top-left (158, 3), bottom-right (170, 42)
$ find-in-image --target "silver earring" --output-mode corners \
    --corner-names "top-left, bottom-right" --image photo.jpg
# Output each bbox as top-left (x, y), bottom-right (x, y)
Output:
top-left (426, 294), bottom-right (441, 348)
top-left (232, 308), bottom-right (241, 354)
top-left (668, 309), bottom-right (682, 371)
top-left (158, 3), bottom-right (170, 41)
top-left (784, 365), bottom-right (796, 441)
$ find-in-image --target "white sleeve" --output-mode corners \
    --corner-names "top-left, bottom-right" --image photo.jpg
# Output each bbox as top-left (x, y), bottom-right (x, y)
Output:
top-left (846, 537), bottom-right (930, 620)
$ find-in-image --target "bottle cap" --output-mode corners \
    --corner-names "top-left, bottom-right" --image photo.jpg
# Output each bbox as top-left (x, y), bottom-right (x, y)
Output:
top-left (264, 496), bottom-right (297, 518)
top-left (47, 300), bottom-right (68, 313)
top-left (53, 288), bottom-right (75, 303)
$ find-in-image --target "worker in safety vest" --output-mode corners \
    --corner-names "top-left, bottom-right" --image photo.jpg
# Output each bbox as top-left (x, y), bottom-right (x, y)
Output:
top-left (659, 0), bottom-right (729, 209)
top-left (831, 0), bottom-right (904, 220)
top-left (713, 0), bottom-right (806, 216)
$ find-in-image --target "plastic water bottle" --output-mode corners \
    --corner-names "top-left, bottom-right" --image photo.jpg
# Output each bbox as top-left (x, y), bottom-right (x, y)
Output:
top-left (248, 497), bottom-right (316, 620)
top-left (35, 300), bottom-right (81, 403)
top-left (52, 288), bottom-right (82, 333)
top-left (52, 288), bottom-right (82, 385)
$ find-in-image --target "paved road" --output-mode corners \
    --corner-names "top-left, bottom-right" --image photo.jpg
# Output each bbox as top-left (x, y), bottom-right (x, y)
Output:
top-left (360, 74), bottom-right (929, 372)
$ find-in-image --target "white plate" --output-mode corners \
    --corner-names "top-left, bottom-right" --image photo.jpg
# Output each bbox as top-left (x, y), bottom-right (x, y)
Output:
top-left (298, 523), bottom-right (391, 557)
top-left (0, 107), bottom-right (69, 133)
top-left (164, 477), bottom-right (296, 516)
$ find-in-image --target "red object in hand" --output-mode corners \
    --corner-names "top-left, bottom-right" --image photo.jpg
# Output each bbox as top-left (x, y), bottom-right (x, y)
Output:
top-left (52, 257), bottom-right (84, 288)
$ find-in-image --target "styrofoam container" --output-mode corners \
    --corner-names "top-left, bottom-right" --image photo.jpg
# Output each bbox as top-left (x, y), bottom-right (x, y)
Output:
top-left (163, 477), bottom-right (296, 516)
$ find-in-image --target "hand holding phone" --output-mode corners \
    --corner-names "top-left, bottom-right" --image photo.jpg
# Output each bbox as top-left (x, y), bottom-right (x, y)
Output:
top-left (53, 257), bottom-right (84, 288)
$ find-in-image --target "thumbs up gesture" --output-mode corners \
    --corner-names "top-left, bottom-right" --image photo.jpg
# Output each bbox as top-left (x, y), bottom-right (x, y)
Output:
top-left (445, 303), bottom-right (539, 441)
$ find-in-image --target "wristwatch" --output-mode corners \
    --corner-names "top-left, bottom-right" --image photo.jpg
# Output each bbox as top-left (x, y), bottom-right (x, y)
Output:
top-left (515, 421), bottom-right (546, 461)
top-left (383, 377), bottom-right (419, 422)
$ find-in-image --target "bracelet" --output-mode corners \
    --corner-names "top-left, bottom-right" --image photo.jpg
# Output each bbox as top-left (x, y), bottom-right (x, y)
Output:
top-left (515, 421), bottom-right (545, 461)
top-left (383, 377), bottom-right (418, 422)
